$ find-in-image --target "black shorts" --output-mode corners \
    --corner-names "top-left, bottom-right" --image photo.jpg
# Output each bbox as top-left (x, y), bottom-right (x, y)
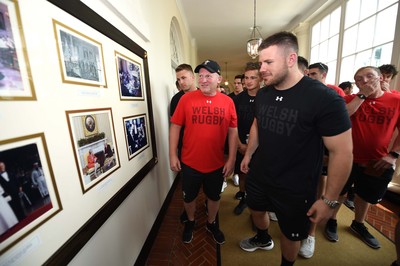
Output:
top-left (234, 152), bottom-right (244, 174)
top-left (181, 163), bottom-right (224, 202)
top-left (245, 175), bottom-right (314, 241)
top-left (340, 163), bottom-right (394, 204)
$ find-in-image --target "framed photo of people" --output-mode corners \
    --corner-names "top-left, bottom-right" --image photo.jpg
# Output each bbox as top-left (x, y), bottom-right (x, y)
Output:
top-left (66, 108), bottom-right (120, 193)
top-left (0, 0), bottom-right (36, 101)
top-left (115, 51), bottom-right (145, 101)
top-left (53, 19), bottom-right (107, 88)
top-left (0, 133), bottom-right (62, 254)
top-left (123, 114), bottom-right (149, 160)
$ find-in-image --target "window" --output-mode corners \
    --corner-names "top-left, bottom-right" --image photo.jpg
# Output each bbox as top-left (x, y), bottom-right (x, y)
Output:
top-left (310, 0), bottom-right (398, 85)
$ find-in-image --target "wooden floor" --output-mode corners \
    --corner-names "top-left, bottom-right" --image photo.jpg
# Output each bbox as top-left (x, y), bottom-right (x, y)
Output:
top-left (145, 180), bottom-right (399, 265)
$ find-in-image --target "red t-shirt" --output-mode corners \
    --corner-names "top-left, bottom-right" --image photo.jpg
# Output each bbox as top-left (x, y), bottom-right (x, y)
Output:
top-left (327, 84), bottom-right (346, 97)
top-left (344, 92), bottom-right (400, 164)
top-left (171, 90), bottom-right (237, 173)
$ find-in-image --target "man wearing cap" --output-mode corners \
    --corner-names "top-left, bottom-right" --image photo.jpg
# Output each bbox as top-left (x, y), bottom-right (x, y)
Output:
top-left (169, 59), bottom-right (238, 245)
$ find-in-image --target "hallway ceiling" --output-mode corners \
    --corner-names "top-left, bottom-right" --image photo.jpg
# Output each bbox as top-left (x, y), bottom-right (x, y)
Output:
top-left (177, 0), bottom-right (335, 84)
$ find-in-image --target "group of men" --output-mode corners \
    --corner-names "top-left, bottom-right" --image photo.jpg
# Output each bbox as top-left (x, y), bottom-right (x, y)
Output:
top-left (168, 31), bottom-right (400, 266)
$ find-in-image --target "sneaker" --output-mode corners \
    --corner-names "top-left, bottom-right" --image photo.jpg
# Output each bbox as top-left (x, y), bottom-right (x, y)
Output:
top-left (325, 218), bottom-right (338, 242)
top-left (240, 234), bottom-right (274, 252)
top-left (182, 220), bottom-right (195, 243)
top-left (268, 212), bottom-right (278, 222)
top-left (232, 174), bottom-right (239, 186)
top-left (344, 199), bottom-right (355, 209)
top-left (206, 221), bottom-right (225, 244)
top-left (350, 220), bottom-right (381, 249)
top-left (235, 191), bottom-right (245, 200)
top-left (221, 181), bottom-right (228, 192)
top-left (234, 198), bottom-right (247, 215)
top-left (180, 210), bottom-right (188, 224)
top-left (299, 235), bottom-right (315, 259)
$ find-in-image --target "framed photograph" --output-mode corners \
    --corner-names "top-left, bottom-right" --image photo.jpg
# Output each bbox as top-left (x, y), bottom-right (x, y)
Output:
top-left (123, 114), bottom-right (149, 159)
top-left (0, 133), bottom-right (62, 254)
top-left (115, 51), bottom-right (145, 100)
top-left (66, 108), bottom-right (120, 193)
top-left (53, 19), bottom-right (107, 88)
top-left (0, 0), bottom-right (36, 101)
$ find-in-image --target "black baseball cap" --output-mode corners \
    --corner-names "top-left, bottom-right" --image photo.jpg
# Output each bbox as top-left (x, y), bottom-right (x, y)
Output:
top-left (194, 60), bottom-right (221, 75)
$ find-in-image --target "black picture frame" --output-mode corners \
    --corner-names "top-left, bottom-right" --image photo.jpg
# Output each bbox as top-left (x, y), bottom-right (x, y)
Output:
top-left (45, 0), bottom-right (158, 264)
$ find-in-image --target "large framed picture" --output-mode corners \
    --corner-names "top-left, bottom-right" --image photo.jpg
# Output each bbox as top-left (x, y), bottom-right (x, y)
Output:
top-left (115, 51), bottom-right (145, 100)
top-left (53, 19), bottom-right (107, 88)
top-left (0, 0), bottom-right (36, 101)
top-left (123, 114), bottom-right (149, 159)
top-left (0, 133), bottom-right (62, 254)
top-left (66, 108), bottom-right (120, 193)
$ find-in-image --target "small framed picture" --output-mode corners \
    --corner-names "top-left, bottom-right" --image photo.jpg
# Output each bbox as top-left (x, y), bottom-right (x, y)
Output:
top-left (115, 51), bottom-right (145, 100)
top-left (53, 19), bottom-right (107, 88)
top-left (66, 108), bottom-right (120, 193)
top-left (0, 0), bottom-right (36, 101)
top-left (123, 114), bottom-right (149, 159)
top-left (0, 133), bottom-right (62, 254)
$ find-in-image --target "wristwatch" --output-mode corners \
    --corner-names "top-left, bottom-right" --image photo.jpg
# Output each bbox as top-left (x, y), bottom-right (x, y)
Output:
top-left (389, 151), bottom-right (400, 159)
top-left (357, 94), bottom-right (367, 100)
top-left (321, 195), bottom-right (340, 208)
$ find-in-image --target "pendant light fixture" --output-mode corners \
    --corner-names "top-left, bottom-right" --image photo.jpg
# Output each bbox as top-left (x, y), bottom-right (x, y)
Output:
top-left (247, 0), bottom-right (263, 59)
top-left (224, 62), bottom-right (229, 86)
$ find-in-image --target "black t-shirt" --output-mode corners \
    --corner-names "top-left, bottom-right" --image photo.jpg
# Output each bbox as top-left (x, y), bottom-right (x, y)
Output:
top-left (234, 90), bottom-right (257, 144)
top-left (249, 76), bottom-right (351, 195)
top-left (170, 90), bottom-right (185, 117)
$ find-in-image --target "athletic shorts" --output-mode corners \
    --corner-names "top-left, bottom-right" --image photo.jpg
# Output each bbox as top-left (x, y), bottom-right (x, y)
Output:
top-left (181, 163), bottom-right (224, 203)
top-left (234, 152), bottom-right (244, 174)
top-left (245, 175), bottom-right (314, 241)
top-left (340, 163), bottom-right (394, 204)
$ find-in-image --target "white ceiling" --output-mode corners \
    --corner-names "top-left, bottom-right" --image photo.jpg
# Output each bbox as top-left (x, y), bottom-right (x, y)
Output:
top-left (177, 0), bottom-right (335, 84)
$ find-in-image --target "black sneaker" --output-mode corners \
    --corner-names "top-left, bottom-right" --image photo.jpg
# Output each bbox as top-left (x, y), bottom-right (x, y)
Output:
top-left (234, 198), bottom-right (247, 215)
top-left (182, 220), bottom-right (195, 243)
top-left (325, 218), bottom-right (338, 242)
top-left (235, 191), bottom-right (245, 200)
top-left (240, 234), bottom-right (274, 252)
top-left (206, 221), bottom-right (225, 244)
top-left (350, 220), bottom-right (380, 249)
top-left (180, 210), bottom-right (188, 224)
top-left (344, 199), bottom-right (355, 209)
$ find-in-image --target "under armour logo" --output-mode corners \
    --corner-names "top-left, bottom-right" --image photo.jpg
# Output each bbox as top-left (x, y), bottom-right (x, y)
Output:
top-left (249, 99), bottom-right (254, 103)
top-left (206, 100), bottom-right (212, 104)
top-left (276, 96), bottom-right (283, 101)
top-left (291, 233), bottom-right (299, 237)
top-left (204, 60), bottom-right (210, 65)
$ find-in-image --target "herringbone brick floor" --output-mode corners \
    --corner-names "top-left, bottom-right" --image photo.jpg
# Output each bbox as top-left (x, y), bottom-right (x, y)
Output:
top-left (145, 181), bottom-right (399, 265)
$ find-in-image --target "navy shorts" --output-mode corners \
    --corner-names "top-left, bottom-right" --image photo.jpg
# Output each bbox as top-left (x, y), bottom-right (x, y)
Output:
top-left (245, 175), bottom-right (314, 241)
top-left (181, 163), bottom-right (224, 203)
top-left (341, 163), bottom-right (393, 204)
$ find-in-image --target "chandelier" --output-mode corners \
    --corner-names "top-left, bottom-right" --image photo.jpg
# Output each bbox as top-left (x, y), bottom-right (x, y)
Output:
top-left (247, 0), bottom-right (263, 59)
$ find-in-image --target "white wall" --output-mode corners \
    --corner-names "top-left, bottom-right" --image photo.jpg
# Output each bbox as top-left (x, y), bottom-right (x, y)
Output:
top-left (0, 0), bottom-right (195, 265)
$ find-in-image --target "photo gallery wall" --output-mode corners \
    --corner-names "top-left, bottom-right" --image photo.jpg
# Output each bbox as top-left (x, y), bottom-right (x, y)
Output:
top-left (0, 0), bottom-right (157, 262)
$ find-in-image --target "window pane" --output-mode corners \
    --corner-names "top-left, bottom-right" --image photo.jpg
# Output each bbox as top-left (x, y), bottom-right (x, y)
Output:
top-left (342, 26), bottom-right (358, 56)
top-left (310, 46), bottom-right (319, 63)
top-left (356, 17), bottom-right (375, 52)
top-left (378, 0), bottom-right (397, 10)
top-left (319, 40), bottom-right (329, 62)
top-left (340, 55), bottom-right (356, 84)
top-left (320, 16), bottom-right (330, 41)
top-left (371, 42), bottom-right (393, 66)
top-left (360, 0), bottom-right (377, 20)
top-left (345, 0), bottom-right (361, 28)
top-left (374, 4), bottom-right (398, 45)
top-left (326, 60), bottom-right (337, 85)
top-left (355, 49), bottom-right (373, 68)
top-left (330, 7), bottom-right (341, 36)
top-left (328, 35), bottom-right (339, 61)
top-left (311, 22), bottom-right (321, 46)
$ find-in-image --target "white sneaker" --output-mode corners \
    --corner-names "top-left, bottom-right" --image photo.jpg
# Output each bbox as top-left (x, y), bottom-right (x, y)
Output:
top-left (221, 181), bottom-right (228, 192)
top-left (299, 235), bottom-right (315, 259)
top-left (232, 174), bottom-right (239, 186)
top-left (268, 212), bottom-right (278, 222)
